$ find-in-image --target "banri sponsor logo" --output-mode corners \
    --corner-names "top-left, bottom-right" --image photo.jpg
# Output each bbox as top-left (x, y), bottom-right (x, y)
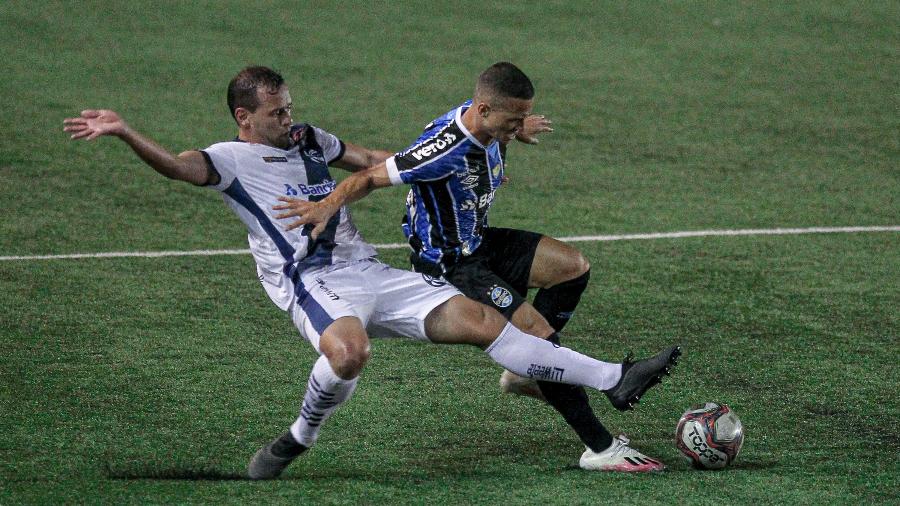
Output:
top-left (300, 180), bottom-right (336, 196)
top-left (409, 132), bottom-right (457, 161)
top-left (284, 180), bottom-right (337, 196)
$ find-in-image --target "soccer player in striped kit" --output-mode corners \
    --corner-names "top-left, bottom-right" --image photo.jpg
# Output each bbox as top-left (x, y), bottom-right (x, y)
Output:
top-left (274, 63), bottom-right (681, 472)
top-left (64, 66), bottom-right (677, 477)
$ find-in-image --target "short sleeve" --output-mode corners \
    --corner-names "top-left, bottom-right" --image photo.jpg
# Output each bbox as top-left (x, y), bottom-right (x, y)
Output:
top-left (310, 126), bottom-right (346, 164)
top-left (202, 142), bottom-right (238, 191)
top-left (387, 126), bottom-right (466, 185)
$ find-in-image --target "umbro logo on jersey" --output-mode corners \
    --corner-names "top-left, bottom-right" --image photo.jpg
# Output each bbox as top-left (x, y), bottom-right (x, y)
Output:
top-left (408, 132), bottom-right (457, 161)
top-left (262, 156), bottom-right (288, 163)
top-left (460, 174), bottom-right (479, 188)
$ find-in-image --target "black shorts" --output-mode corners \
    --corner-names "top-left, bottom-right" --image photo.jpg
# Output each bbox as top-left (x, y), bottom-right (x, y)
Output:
top-left (410, 228), bottom-right (543, 318)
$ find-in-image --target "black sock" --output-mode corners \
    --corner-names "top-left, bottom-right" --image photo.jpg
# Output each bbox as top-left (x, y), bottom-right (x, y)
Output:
top-left (271, 431), bottom-right (307, 459)
top-left (533, 269), bottom-right (591, 332)
top-left (536, 381), bottom-right (613, 453)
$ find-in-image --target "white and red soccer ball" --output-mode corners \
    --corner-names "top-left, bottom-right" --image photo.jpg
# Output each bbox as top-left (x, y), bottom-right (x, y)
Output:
top-left (675, 402), bottom-right (744, 469)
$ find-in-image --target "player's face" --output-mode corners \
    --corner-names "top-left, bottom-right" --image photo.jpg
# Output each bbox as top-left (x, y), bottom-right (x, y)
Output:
top-left (246, 85), bottom-right (294, 149)
top-left (482, 97), bottom-right (533, 143)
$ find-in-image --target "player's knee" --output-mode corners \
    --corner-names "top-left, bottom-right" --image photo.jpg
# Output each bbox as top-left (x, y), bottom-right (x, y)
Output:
top-left (511, 305), bottom-right (554, 338)
top-left (561, 250), bottom-right (590, 283)
top-left (449, 297), bottom-right (506, 340)
top-left (475, 303), bottom-right (508, 337)
top-left (541, 252), bottom-right (589, 289)
top-left (331, 343), bottom-right (370, 379)
top-left (575, 252), bottom-right (590, 277)
top-left (322, 336), bottom-right (370, 379)
top-left (518, 315), bottom-right (553, 338)
top-left (425, 296), bottom-right (506, 347)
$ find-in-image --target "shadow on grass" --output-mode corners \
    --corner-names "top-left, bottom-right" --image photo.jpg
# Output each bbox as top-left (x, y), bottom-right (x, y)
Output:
top-left (102, 465), bottom-right (482, 483)
top-left (104, 463), bottom-right (248, 481)
top-left (102, 456), bottom-right (778, 482)
top-left (557, 458), bottom-right (778, 474)
top-left (664, 459), bottom-right (779, 473)
top-left (103, 460), bottom-right (502, 483)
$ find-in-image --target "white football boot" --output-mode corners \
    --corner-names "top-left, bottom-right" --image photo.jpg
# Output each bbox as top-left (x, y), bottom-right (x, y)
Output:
top-left (579, 435), bottom-right (666, 472)
top-left (499, 370), bottom-right (547, 402)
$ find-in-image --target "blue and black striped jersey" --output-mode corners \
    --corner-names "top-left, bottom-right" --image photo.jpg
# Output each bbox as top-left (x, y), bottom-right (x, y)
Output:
top-left (385, 100), bottom-right (505, 267)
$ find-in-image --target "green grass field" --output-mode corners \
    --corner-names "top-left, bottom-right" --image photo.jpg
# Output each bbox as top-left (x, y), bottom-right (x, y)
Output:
top-left (2, 1), bottom-right (898, 504)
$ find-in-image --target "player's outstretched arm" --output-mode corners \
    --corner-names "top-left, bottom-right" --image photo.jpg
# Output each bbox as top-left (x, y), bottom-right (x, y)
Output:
top-left (63, 109), bottom-right (214, 186)
top-left (514, 114), bottom-right (553, 145)
top-left (273, 162), bottom-right (392, 238)
top-left (331, 142), bottom-right (393, 172)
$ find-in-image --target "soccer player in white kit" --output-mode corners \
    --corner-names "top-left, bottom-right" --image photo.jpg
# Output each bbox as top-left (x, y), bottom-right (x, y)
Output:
top-left (64, 66), bottom-right (677, 478)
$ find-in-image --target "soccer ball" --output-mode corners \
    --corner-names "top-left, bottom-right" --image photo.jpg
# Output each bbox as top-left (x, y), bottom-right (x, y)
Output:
top-left (675, 402), bottom-right (744, 469)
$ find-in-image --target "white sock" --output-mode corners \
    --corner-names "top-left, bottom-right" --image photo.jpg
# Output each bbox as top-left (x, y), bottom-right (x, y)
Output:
top-left (485, 322), bottom-right (622, 391)
top-left (290, 355), bottom-right (359, 447)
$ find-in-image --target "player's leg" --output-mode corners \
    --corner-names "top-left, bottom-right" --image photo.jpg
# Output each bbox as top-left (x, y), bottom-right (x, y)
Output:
top-left (483, 227), bottom-right (589, 333)
top-left (248, 317), bottom-right (369, 480)
top-left (290, 317), bottom-right (368, 444)
top-left (485, 230), bottom-right (677, 408)
top-left (464, 233), bottom-right (677, 464)
top-left (368, 263), bottom-right (679, 472)
top-left (249, 268), bottom-right (374, 480)
top-left (424, 294), bottom-right (629, 391)
top-left (366, 262), bottom-right (622, 390)
top-left (498, 303), bottom-right (553, 399)
top-left (478, 228), bottom-right (589, 394)
top-left (425, 296), bottom-right (677, 472)
top-left (529, 235), bottom-right (591, 332)
top-left (438, 252), bottom-right (610, 453)
top-left (428, 295), bottom-right (681, 406)
top-left (500, 302), bottom-right (615, 454)
top-left (497, 299), bottom-right (677, 471)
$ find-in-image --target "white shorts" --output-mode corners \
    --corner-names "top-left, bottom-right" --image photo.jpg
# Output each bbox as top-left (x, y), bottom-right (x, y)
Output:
top-left (287, 259), bottom-right (461, 352)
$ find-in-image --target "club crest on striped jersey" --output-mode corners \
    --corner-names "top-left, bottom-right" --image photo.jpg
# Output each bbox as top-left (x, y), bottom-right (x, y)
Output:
top-left (490, 285), bottom-right (513, 308)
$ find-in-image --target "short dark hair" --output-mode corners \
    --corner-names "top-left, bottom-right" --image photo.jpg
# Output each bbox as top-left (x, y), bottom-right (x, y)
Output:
top-left (227, 66), bottom-right (285, 122)
top-left (475, 62), bottom-right (534, 101)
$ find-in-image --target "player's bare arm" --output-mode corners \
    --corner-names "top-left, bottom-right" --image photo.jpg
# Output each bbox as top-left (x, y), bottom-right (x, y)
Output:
top-left (63, 109), bottom-right (215, 186)
top-left (273, 162), bottom-right (392, 237)
top-left (331, 142), bottom-right (393, 172)
top-left (514, 114), bottom-right (553, 145)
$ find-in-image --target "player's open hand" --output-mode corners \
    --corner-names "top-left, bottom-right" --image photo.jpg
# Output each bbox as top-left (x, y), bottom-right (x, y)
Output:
top-left (273, 197), bottom-right (334, 239)
top-left (516, 114), bottom-right (553, 145)
top-left (63, 109), bottom-right (128, 140)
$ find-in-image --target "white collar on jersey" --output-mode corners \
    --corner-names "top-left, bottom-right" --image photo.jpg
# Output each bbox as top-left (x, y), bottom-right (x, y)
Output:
top-left (454, 104), bottom-right (487, 149)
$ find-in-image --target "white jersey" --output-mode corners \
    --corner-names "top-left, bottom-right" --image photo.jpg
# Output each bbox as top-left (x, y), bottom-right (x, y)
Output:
top-left (203, 124), bottom-right (377, 310)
